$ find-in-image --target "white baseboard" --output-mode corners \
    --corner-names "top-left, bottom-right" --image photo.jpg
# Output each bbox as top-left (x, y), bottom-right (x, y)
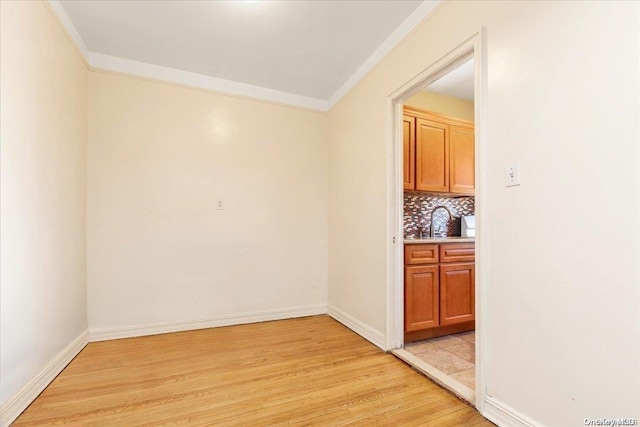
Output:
top-left (483, 395), bottom-right (544, 427)
top-left (327, 305), bottom-right (386, 350)
top-left (89, 304), bottom-right (327, 342)
top-left (0, 330), bottom-right (88, 426)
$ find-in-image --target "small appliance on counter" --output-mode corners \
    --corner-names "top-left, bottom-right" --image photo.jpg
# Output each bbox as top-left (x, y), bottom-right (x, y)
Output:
top-left (461, 215), bottom-right (475, 237)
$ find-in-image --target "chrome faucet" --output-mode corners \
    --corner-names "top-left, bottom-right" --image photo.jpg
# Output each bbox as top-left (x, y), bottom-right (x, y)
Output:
top-left (430, 205), bottom-right (455, 238)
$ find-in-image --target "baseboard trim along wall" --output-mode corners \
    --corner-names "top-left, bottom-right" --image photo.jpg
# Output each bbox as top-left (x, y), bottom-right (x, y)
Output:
top-left (483, 395), bottom-right (545, 427)
top-left (0, 330), bottom-right (89, 427)
top-left (327, 305), bottom-right (386, 351)
top-left (88, 304), bottom-right (328, 342)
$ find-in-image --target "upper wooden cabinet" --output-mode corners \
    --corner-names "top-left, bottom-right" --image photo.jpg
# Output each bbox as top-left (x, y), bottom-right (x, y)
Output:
top-left (416, 119), bottom-right (449, 192)
top-left (403, 115), bottom-right (416, 190)
top-left (403, 107), bottom-right (474, 195)
top-left (449, 125), bottom-right (475, 195)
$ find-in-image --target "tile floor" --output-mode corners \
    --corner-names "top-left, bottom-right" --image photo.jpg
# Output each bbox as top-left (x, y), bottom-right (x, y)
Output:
top-left (404, 331), bottom-right (475, 390)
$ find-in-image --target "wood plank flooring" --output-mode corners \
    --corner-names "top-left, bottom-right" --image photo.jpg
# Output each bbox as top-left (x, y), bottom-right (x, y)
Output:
top-left (14, 316), bottom-right (493, 426)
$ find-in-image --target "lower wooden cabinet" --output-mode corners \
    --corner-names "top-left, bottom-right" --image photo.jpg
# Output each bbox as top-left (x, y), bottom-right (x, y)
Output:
top-left (439, 263), bottom-right (475, 326)
top-left (404, 243), bottom-right (475, 340)
top-left (405, 265), bottom-right (439, 332)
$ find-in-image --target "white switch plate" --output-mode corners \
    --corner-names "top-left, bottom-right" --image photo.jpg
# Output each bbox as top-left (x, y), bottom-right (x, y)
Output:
top-left (216, 200), bottom-right (224, 210)
top-left (505, 163), bottom-right (521, 187)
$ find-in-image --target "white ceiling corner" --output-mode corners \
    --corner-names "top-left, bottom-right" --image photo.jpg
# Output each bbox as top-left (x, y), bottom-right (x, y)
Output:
top-left (425, 58), bottom-right (475, 101)
top-left (326, 0), bottom-right (440, 109)
top-left (48, 0), bottom-right (441, 112)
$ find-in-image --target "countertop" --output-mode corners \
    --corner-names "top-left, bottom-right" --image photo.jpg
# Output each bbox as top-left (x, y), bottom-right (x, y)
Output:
top-left (404, 236), bottom-right (475, 244)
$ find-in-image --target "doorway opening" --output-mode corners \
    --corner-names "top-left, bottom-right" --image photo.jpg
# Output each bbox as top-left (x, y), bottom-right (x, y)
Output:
top-left (386, 31), bottom-right (486, 409)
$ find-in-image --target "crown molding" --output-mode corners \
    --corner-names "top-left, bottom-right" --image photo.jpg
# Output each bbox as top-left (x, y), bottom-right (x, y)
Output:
top-left (46, 0), bottom-right (441, 113)
top-left (89, 53), bottom-right (328, 111)
top-left (47, 0), bottom-right (90, 60)
top-left (326, 0), bottom-right (441, 110)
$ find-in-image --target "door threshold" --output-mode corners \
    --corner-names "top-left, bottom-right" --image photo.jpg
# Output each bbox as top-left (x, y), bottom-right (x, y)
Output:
top-left (391, 348), bottom-right (475, 405)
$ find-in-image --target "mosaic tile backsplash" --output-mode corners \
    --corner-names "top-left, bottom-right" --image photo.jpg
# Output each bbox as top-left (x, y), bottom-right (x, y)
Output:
top-left (404, 192), bottom-right (475, 238)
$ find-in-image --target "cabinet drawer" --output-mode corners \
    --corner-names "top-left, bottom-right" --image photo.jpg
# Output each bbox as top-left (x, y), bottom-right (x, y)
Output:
top-left (439, 243), bottom-right (475, 263)
top-left (405, 244), bottom-right (439, 265)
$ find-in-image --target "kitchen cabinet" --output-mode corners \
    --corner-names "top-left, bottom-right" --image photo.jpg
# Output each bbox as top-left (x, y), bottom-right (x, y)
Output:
top-left (405, 265), bottom-right (439, 331)
top-left (439, 243), bottom-right (475, 263)
top-left (403, 115), bottom-right (416, 190)
top-left (403, 106), bottom-right (474, 195)
top-left (404, 242), bottom-right (475, 342)
top-left (449, 125), bottom-right (475, 195)
top-left (416, 119), bottom-right (449, 192)
top-left (405, 244), bottom-right (438, 265)
top-left (439, 263), bottom-right (475, 326)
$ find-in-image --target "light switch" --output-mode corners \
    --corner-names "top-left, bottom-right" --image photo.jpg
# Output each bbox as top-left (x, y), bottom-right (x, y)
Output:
top-left (216, 200), bottom-right (224, 210)
top-left (505, 164), bottom-right (521, 187)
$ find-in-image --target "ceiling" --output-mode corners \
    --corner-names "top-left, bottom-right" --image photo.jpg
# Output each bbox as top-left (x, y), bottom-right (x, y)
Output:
top-left (58, 0), bottom-right (428, 103)
top-left (426, 59), bottom-right (475, 101)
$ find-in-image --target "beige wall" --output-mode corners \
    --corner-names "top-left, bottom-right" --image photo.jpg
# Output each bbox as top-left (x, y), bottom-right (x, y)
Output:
top-left (404, 91), bottom-right (474, 121)
top-left (327, 1), bottom-right (639, 425)
top-left (87, 72), bottom-right (328, 331)
top-left (0, 0), bottom-right (88, 407)
top-left (3, 2), bottom-right (639, 426)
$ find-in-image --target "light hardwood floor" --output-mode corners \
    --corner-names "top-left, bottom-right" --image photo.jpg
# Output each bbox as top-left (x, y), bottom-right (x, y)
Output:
top-left (14, 316), bottom-right (493, 426)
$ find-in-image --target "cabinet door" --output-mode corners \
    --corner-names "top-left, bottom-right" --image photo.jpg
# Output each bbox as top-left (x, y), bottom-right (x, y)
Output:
top-left (403, 115), bottom-right (416, 190)
top-left (439, 263), bottom-right (475, 326)
top-left (416, 119), bottom-right (449, 192)
top-left (405, 265), bottom-right (439, 332)
top-left (449, 125), bottom-right (475, 194)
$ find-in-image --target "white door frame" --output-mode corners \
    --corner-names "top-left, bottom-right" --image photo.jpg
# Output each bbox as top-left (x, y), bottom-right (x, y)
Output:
top-left (385, 28), bottom-right (488, 411)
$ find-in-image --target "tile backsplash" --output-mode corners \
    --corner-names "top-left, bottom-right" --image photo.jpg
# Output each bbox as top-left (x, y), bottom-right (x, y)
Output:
top-left (404, 192), bottom-right (475, 238)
